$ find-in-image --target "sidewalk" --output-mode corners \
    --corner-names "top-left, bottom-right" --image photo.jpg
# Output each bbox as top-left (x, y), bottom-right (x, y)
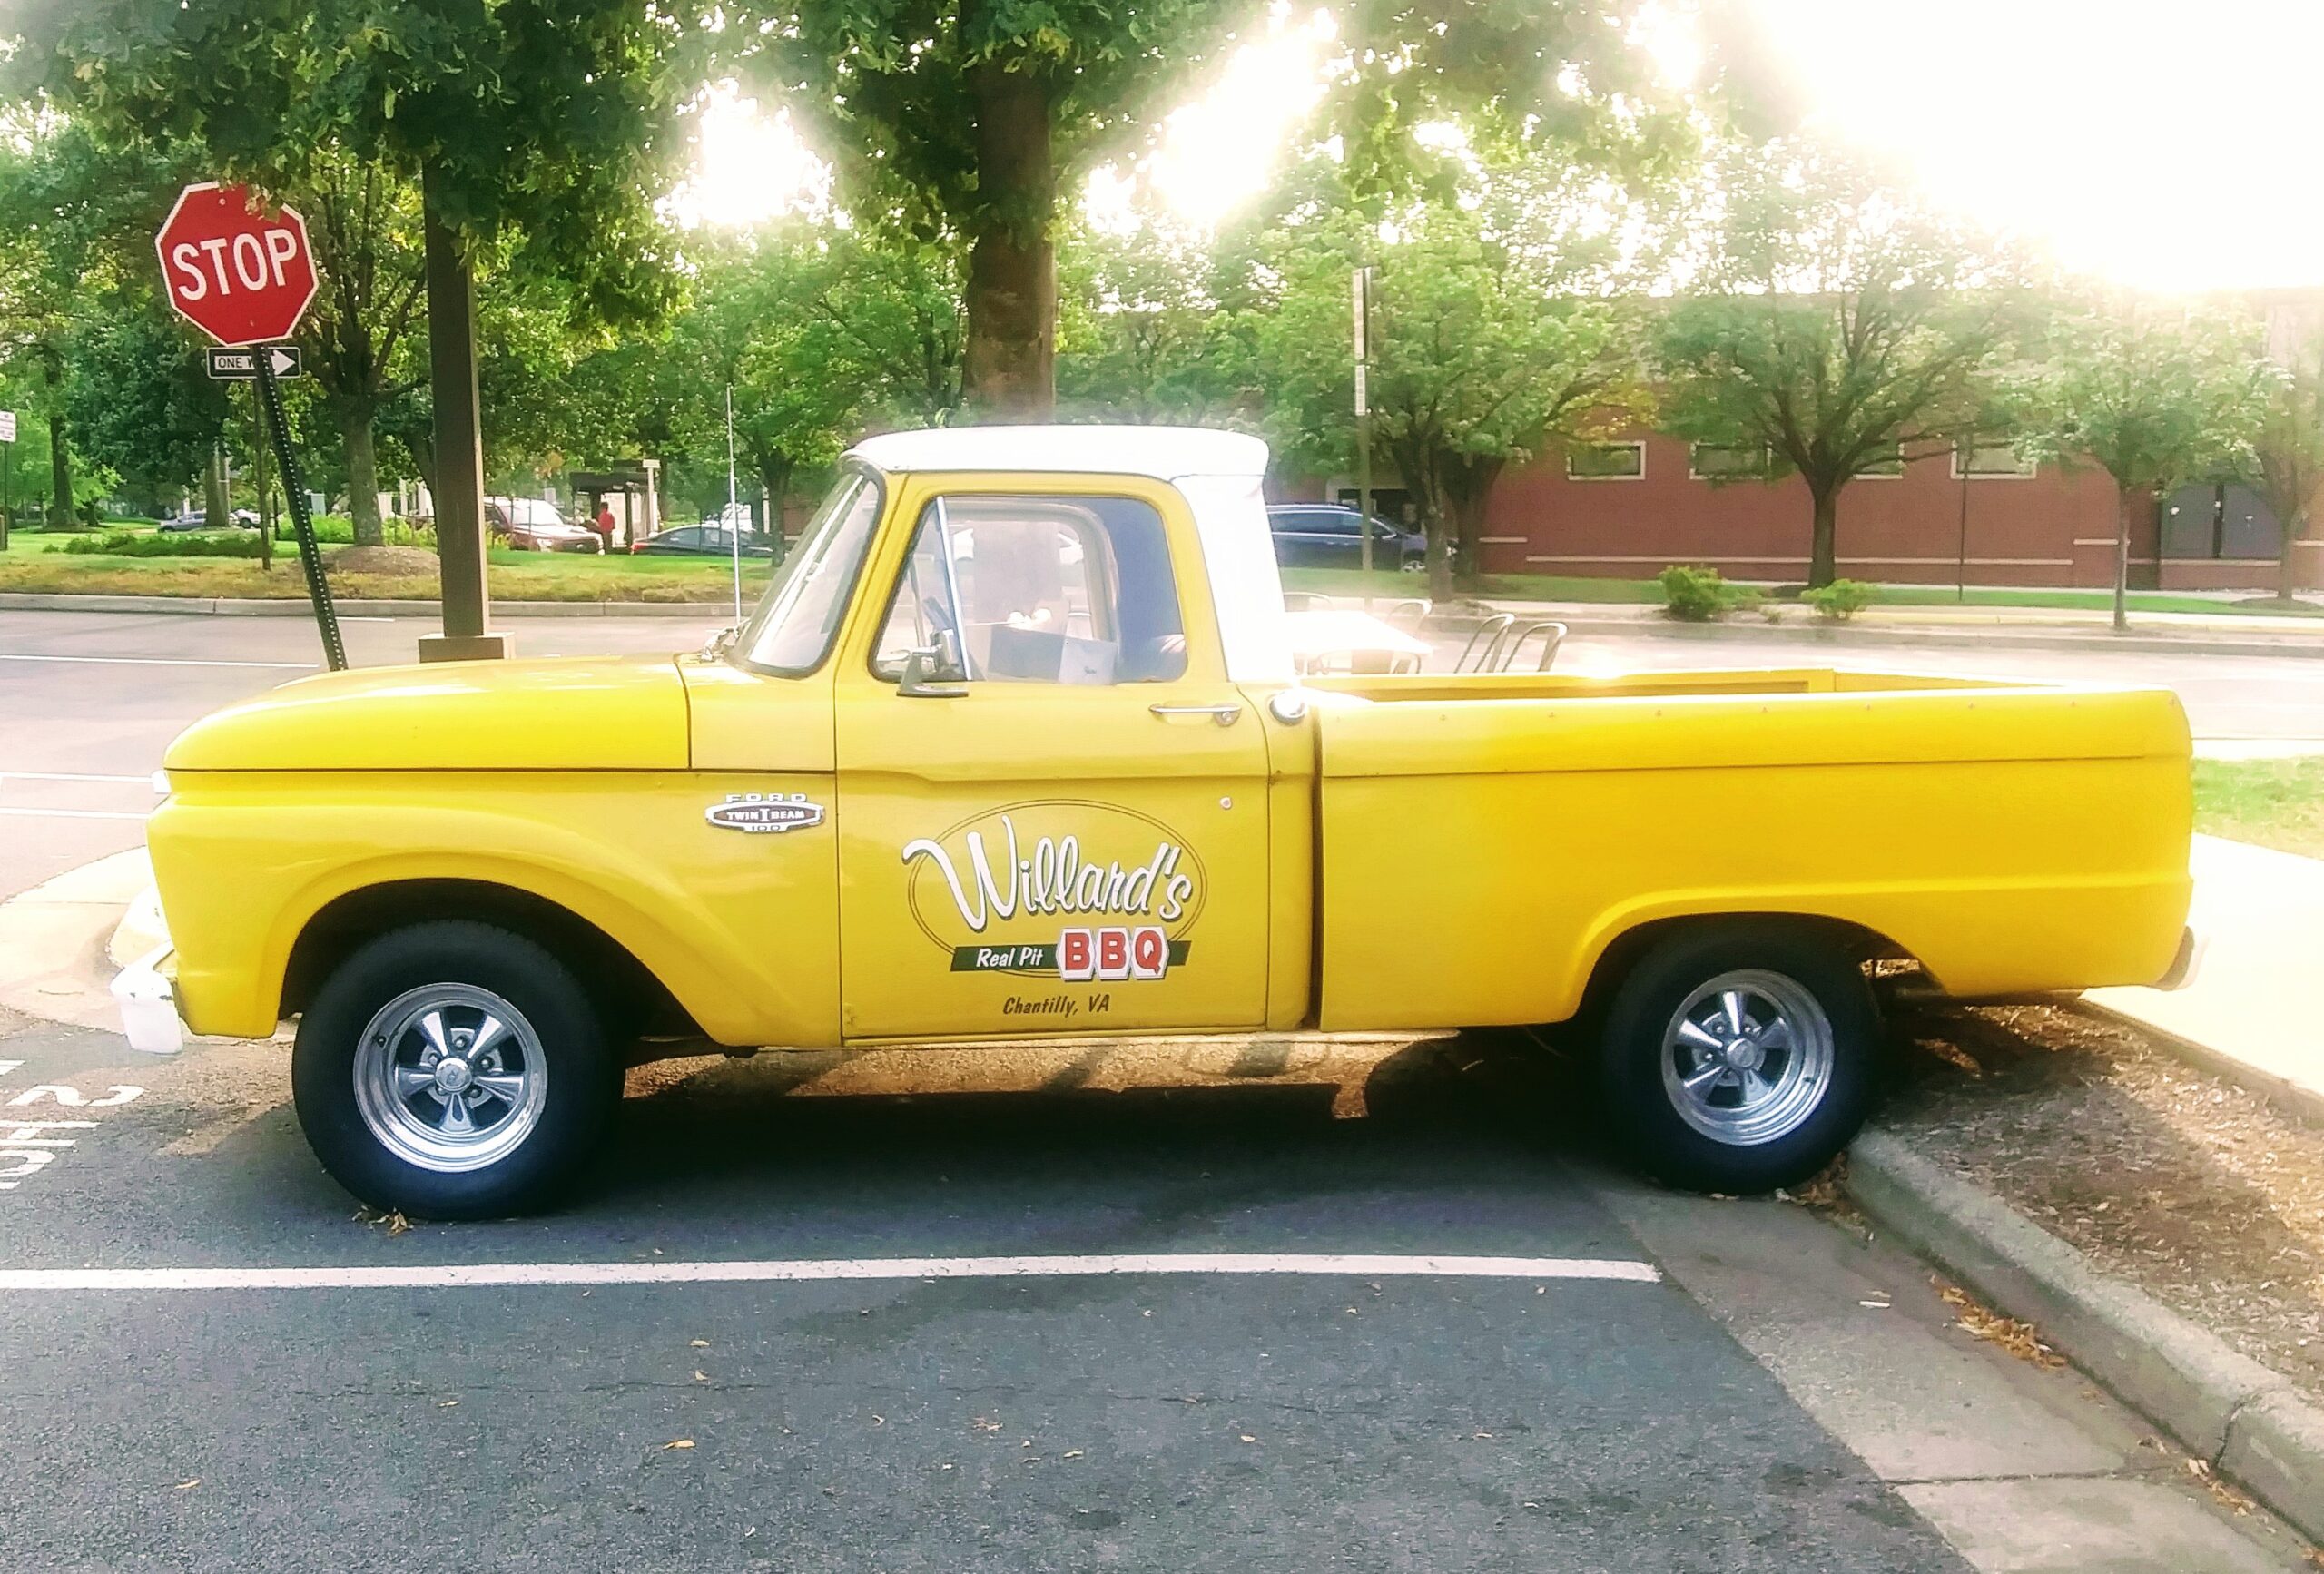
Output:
top-left (2090, 835), bottom-right (2324, 1120)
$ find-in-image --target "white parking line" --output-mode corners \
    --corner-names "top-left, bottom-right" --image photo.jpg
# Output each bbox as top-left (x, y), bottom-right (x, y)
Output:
top-left (0, 654), bottom-right (315, 671)
top-left (0, 1252), bottom-right (1662, 1292)
top-left (0, 807), bottom-right (150, 821)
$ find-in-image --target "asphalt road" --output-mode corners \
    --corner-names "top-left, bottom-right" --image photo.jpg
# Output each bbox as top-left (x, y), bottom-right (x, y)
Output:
top-left (0, 607), bottom-right (2313, 1570)
top-left (1, 1015), bottom-right (2306, 1573)
top-left (6, 604), bottom-right (2324, 900)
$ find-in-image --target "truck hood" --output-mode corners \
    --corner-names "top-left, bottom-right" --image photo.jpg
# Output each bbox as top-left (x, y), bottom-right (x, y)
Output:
top-left (164, 654), bottom-right (690, 772)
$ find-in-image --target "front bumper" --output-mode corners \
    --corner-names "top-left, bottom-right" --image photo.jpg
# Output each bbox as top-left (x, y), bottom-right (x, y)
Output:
top-left (111, 945), bottom-right (186, 1055)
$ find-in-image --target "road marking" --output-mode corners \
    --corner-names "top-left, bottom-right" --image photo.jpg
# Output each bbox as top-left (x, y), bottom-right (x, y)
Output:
top-left (0, 1252), bottom-right (1662, 1293)
top-left (0, 653), bottom-right (315, 671)
top-left (0, 771), bottom-right (159, 785)
top-left (0, 807), bottom-right (150, 821)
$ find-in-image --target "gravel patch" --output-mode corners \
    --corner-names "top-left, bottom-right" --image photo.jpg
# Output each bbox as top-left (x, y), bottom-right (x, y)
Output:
top-left (1881, 1000), bottom-right (2324, 1405)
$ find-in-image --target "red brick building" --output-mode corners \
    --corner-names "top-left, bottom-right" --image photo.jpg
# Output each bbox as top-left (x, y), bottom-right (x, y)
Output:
top-left (1301, 432), bottom-right (2321, 592)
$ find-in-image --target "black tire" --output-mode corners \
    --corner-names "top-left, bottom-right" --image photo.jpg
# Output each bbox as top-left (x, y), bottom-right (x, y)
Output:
top-left (291, 920), bottom-right (618, 1219)
top-left (1595, 925), bottom-right (1877, 1194)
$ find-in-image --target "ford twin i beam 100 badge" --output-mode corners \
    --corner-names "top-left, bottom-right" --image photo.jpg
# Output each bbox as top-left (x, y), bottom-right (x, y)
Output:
top-left (704, 792), bottom-right (825, 834)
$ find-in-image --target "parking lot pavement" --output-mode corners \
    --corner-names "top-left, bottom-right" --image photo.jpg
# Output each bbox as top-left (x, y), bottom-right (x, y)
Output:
top-left (0, 1018), bottom-right (2311, 1573)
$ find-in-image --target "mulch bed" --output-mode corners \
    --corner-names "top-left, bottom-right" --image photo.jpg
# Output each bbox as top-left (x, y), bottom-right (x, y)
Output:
top-left (1879, 1000), bottom-right (2324, 1405)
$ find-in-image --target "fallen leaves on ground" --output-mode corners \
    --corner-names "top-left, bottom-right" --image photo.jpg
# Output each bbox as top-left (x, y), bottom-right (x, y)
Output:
top-left (1938, 1283), bottom-right (2066, 1369)
top-left (350, 1206), bottom-right (412, 1235)
top-left (2185, 1457), bottom-right (2256, 1515)
top-left (662, 1439), bottom-right (694, 1451)
top-left (172, 1479), bottom-right (200, 1491)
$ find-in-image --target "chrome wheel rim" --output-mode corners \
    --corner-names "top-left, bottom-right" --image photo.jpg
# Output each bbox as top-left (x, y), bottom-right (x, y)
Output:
top-left (352, 984), bottom-right (548, 1173)
top-left (1659, 969), bottom-right (1835, 1147)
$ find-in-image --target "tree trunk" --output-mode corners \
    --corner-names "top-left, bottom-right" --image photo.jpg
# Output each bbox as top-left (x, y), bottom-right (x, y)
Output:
top-left (753, 455), bottom-right (794, 554)
top-left (2112, 487), bottom-right (2132, 633)
top-left (1445, 456), bottom-right (1505, 592)
top-left (340, 403), bottom-right (383, 546)
top-left (962, 62), bottom-right (1056, 419)
top-left (203, 445), bottom-right (230, 526)
top-left (2281, 507), bottom-right (2308, 605)
top-left (1807, 483), bottom-right (1840, 588)
top-left (44, 407), bottom-right (72, 526)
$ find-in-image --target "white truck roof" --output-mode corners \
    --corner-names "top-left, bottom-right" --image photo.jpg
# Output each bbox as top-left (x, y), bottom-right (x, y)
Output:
top-left (848, 425), bottom-right (1268, 482)
top-left (848, 425), bottom-right (1293, 684)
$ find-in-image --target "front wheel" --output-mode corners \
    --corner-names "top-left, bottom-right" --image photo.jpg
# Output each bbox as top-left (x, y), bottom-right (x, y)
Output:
top-left (1595, 927), bottom-right (1877, 1193)
top-left (292, 921), bottom-right (618, 1219)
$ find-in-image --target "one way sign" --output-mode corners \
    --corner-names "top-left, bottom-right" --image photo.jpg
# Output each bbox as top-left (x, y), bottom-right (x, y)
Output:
top-left (207, 345), bottom-right (302, 380)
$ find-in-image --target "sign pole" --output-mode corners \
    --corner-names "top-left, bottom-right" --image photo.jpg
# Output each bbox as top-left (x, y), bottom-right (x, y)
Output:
top-left (251, 380), bottom-right (275, 571)
top-left (725, 382), bottom-right (743, 622)
top-left (1353, 265), bottom-right (1375, 612)
top-left (253, 349), bottom-right (346, 670)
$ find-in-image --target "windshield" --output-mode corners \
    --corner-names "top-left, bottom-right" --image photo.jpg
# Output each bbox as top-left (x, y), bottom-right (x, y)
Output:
top-left (730, 467), bottom-right (884, 675)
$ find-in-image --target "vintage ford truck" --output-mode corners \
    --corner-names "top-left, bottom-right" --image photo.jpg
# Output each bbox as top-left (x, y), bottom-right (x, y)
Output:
top-left (119, 427), bottom-right (2198, 1216)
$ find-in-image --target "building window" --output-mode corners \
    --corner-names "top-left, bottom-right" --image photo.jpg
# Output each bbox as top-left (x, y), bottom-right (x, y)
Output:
top-left (1688, 443), bottom-right (1771, 480)
top-left (1858, 444), bottom-right (1905, 478)
top-left (1953, 442), bottom-right (2036, 478)
top-left (1568, 441), bottom-right (1645, 481)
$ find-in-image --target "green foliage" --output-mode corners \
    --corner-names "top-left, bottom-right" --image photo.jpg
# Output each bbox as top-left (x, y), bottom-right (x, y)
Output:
top-left (10, 0), bottom-right (685, 331)
top-left (1800, 577), bottom-right (1876, 620)
top-left (1658, 564), bottom-right (1757, 621)
top-left (1249, 139), bottom-right (1652, 597)
top-left (1652, 141), bottom-right (2038, 587)
top-left (2025, 300), bottom-right (2265, 497)
top-left (2245, 319), bottom-right (2323, 598)
top-left (1058, 212), bottom-right (1241, 424)
top-left (62, 528), bottom-right (265, 557)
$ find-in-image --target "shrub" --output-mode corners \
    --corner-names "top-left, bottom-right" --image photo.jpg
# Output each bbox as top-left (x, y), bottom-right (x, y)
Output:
top-left (1659, 564), bottom-right (1758, 622)
top-left (61, 529), bottom-right (265, 558)
top-left (309, 516), bottom-right (436, 547)
top-left (1801, 578), bottom-right (1877, 621)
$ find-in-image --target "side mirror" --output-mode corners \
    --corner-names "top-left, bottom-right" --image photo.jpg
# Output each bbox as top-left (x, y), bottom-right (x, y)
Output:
top-left (899, 628), bottom-right (968, 697)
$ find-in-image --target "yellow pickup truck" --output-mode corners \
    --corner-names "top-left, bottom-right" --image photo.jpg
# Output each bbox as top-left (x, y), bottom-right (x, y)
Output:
top-left (119, 427), bottom-right (2197, 1216)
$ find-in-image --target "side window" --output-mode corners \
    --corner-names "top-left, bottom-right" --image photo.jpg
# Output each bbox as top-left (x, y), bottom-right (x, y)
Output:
top-left (873, 494), bottom-right (1188, 685)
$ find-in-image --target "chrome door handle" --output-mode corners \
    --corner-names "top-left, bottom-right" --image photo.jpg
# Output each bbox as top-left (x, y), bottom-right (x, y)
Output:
top-left (1149, 703), bottom-right (1242, 727)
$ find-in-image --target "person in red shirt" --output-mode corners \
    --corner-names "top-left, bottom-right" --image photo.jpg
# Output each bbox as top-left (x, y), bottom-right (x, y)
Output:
top-left (593, 501), bottom-right (617, 553)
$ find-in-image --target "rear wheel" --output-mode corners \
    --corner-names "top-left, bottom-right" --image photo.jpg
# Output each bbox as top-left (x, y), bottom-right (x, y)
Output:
top-left (1596, 926), bottom-right (1877, 1193)
top-left (292, 921), bottom-right (618, 1219)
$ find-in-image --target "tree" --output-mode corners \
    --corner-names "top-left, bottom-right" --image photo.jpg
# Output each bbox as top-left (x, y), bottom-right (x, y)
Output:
top-left (0, 119), bottom-right (187, 523)
top-left (738, 0), bottom-right (1716, 418)
top-left (2029, 297), bottom-right (2269, 631)
top-left (2253, 309), bottom-right (2324, 605)
top-left (296, 158), bottom-right (428, 546)
top-left (1251, 147), bottom-right (1649, 598)
top-left (1057, 213), bottom-right (1243, 423)
top-left (1651, 143), bottom-right (2036, 589)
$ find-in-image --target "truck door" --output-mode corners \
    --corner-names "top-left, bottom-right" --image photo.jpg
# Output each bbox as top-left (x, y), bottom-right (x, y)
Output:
top-left (832, 477), bottom-right (1273, 1041)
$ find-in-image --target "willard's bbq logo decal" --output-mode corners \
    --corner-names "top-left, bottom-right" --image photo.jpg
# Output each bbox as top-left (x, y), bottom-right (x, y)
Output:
top-left (704, 792), bottom-right (825, 835)
top-left (901, 801), bottom-right (1204, 979)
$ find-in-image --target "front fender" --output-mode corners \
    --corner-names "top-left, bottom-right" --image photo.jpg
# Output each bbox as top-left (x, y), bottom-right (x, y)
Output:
top-left (148, 770), bottom-right (839, 1046)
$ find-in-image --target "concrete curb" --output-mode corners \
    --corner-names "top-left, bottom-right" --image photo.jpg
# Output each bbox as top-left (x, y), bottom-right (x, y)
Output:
top-left (2075, 1000), bottom-right (2324, 1127)
top-left (0, 593), bottom-right (725, 618)
top-left (1848, 1128), bottom-right (2324, 1543)
top-left (1422, 609), bottom-right (2324, 662)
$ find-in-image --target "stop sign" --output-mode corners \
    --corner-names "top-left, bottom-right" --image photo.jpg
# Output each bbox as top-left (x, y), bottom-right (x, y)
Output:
top-left (153, 182), bottom-right (320, 347)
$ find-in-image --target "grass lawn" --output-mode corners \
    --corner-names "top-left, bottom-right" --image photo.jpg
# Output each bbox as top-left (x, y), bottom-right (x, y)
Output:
top-left (1281, 565), bottom-right (2324, 618)
top-left (0, 543), bottom-right (772, 603)
top-left (2192, 758), bottom-right (2324, 860)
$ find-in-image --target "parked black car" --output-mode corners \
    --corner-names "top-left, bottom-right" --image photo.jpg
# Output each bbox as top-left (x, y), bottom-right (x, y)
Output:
top-left (629, 523), bottom-right (776, 558)
top-left (1265, 504), bottom-right (1424, 572)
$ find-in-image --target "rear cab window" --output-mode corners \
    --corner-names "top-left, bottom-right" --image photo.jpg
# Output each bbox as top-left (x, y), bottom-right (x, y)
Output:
top-left (872, 493), bottom-right (1191, 685)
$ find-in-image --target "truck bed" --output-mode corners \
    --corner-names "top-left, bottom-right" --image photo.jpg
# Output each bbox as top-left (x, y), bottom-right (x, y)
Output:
top-left (1301, 665), bottom-right (2193, 1032)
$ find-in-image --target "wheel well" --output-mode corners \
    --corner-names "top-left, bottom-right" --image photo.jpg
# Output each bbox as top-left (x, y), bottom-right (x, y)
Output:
top-left (1575, 913), bottom-right (1916, 1025)
top-left (281, 880), bottom-right (700, 1041)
